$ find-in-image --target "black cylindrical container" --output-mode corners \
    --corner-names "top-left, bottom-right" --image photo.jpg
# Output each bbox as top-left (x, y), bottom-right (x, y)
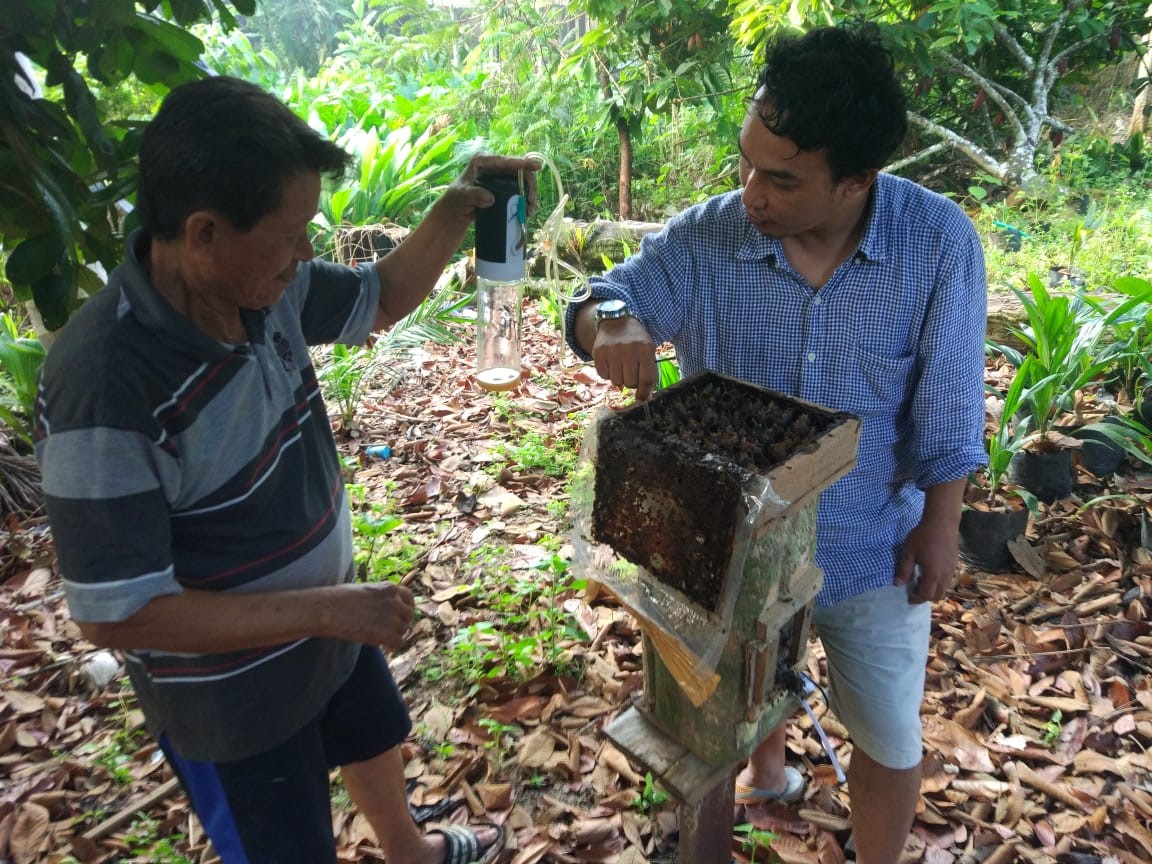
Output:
top-left (474, 174), bottom-right (526, 282)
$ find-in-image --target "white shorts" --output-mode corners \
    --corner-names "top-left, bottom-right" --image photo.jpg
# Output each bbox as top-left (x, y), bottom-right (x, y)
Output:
top-left (813, 585), bottom-right (932, 770)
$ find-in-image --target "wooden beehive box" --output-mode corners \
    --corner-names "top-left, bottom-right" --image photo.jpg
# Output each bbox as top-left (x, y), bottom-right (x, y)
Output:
top-left (593, 371), bottom-right (861, 798)
top-left (592, 371), bottom-right (859, 612)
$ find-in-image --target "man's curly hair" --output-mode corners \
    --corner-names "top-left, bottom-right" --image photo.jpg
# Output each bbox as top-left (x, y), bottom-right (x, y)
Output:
top-left (753, 23), bottom-right (907, 180)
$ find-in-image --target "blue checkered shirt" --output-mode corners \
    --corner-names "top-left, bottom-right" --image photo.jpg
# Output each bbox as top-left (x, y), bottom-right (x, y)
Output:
top-left (567, 174), bottom-right (988, 606)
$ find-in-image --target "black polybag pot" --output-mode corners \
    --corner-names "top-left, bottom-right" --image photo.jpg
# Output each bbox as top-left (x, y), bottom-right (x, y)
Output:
top-left (1074, 417), bottom-right (1127, 478)
top-left (959, 505), bottom-right (1030, 571)
top-left (1137, 396), bottom-right (1152, 431)
top-left (1008, 448), bottom-right (1073, 503)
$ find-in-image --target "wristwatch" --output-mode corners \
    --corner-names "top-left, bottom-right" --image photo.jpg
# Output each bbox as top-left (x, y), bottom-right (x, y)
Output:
top-left (594, 298), bottom-right (632, 328)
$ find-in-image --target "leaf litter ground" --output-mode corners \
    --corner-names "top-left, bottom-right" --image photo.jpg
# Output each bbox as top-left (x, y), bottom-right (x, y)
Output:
top-left (2, 301), bottom-right (1151, 864)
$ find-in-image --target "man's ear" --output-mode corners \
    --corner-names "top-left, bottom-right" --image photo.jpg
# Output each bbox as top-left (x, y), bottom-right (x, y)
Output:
top-left (842, 169), bottom-right (878, 196)
top-left (182, 211), bottom-right (220, 271)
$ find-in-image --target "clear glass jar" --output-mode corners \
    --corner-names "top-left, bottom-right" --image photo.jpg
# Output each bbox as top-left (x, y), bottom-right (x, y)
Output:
top-left (475, 276), bottom-right (523, 391)
top-left (474, 173), bottom-right (526, 391)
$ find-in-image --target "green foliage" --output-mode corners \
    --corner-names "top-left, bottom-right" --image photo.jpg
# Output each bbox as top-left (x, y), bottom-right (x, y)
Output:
top-left (977, 351), bottom-right (1043, 511)
top-left (1050, 133), bottom-right (1151, 190)
top-left (312, 124), bottom-right (460, 254)
top-left (1042, 708), bottom-right (1064, 747)
top-left (495, 429), bottom-right (581, 478)
top-left (443, 621), bottom-right (507, 692)
top-left (728, 0), bottom-right (1150, 186)
top-left (123, 816), bottom-right (194, 864)
top-left (0, 312), bottom-right (45, 449)
top-left (976, 180), bottom-right (1152, 293)
top-left (315, 286), bottom-right (470, 431)
top-left (1082, 413), bottom-right (1152, 470)
top-left (981, 353), bottom-right (1032, 494)
top-left (734, 822), bottom-right (780, 863)
top-left (197, 19), bottom-right (286, 89)
top-left (201, 9), bottom-right (476, 238)
top-left (656, 356), bottom-right (681, 391)
top-left (0, 0), bottom-right (255, 330)
top-left (346, 482), bottom-right (414, 583)
top-left (564, 0), bottom-right (735, 126)
top-left (1098, 277), bottom-right (1152, 403)
top-left (632, 772), bottom-right (669, 814)
top-left (983, 270), bottom-right (1152, 491)
top-left (995, 275), bottom-right (1118, 441)
top-left (75, 691), bottom-right (146, 788)
top-left (434, 546), bottom-right (586, 689)
top-left (316, 343), bottom-right (378, 432)
top-left (245, 0), bottom-right (353, 75)
top-left (477, 717), bottom-right (520, 764)
top-left (559, 0), bottom-right (737, 215)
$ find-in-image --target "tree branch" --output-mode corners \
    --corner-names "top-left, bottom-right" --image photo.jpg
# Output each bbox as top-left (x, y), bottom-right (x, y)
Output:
top-left (1039, 2), bottom-right (1077, 70)
top-left (1051, 32), bottom-right (1110, 69)
top-left (991, 20), bottom-right (1033, 75)
top-left (938, 51), bottom-right (1027, 142)
top-left (883, 141), bottom-right (951, 175)
top-left (907, 112), bottom-right (1007, 180)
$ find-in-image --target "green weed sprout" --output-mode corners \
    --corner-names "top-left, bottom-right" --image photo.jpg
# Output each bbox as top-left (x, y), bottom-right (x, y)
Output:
top-left (735, 823), bottom-right (780, 863)
top-left (632, 772), bottom-right (669, 814)
top-left (1042, 709), bottom-right (1064, 747)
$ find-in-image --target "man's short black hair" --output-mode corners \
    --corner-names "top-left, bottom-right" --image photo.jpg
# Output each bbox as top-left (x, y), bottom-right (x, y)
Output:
top-left (136, 76), bottom-right (352, 240)
top-left (753, 23), bottom-right (907, 180)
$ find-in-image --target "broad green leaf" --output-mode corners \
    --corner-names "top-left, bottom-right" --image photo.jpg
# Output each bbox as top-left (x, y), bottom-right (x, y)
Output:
top-left (5, 233), bottom-right (65, 285)
top-left (1113, 276), bottom-right (1152, 298)
top-left (62, 70), bottom-right (116, 170)
top-left (132, 12), bottom-right (206, 62)
top-left (89, 0), bottom-right (137, 24)
top-left (31, 272), bottom-right (74, 332)
top-left (89, 34), bottom-right (136, 84)
top-left (6, 0), bottom-right (56, 32)
top-left (164, 0), bottom-right (209, 27)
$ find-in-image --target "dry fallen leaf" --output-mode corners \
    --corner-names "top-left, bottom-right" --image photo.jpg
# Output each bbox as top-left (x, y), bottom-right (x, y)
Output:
top-left (8, 803), bottom-right (49, 864)
top-left (516, 727), bottom-right (557, 768)
top-left (921, 715), bottom-right (995, 772)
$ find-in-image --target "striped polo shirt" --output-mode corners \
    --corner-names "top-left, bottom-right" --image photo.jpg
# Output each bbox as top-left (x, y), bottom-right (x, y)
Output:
top-left (566, 174), bottom-right (988, 606)
top-left (35, 230), bottom-right (381, 761)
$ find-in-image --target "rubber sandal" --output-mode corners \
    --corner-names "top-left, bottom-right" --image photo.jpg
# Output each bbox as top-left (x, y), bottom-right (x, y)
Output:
top-left (407, 779), bottom-right (461, 825)
top-left (734, 765), bottom-right (806, 805)
top-left (428, 823), bottom-right (505, 864)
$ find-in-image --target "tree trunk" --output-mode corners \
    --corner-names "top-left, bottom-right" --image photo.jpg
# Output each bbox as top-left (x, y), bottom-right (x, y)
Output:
top-left (593, 61), bottom-right (633, 221)
top-left (616, 116), bottom-right (633, 221)
top-left (1129, 7), bottom-right (1152, 136)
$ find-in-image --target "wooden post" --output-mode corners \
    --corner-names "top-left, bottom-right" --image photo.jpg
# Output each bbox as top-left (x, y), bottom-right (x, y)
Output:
top-left (641, 499), bottom-right (821, 767)
top-left (677, 768), bottom-right (736, 864)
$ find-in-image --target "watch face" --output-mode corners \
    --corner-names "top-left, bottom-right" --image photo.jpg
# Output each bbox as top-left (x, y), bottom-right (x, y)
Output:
top-left (596, 298), bottom-right (627, 316)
